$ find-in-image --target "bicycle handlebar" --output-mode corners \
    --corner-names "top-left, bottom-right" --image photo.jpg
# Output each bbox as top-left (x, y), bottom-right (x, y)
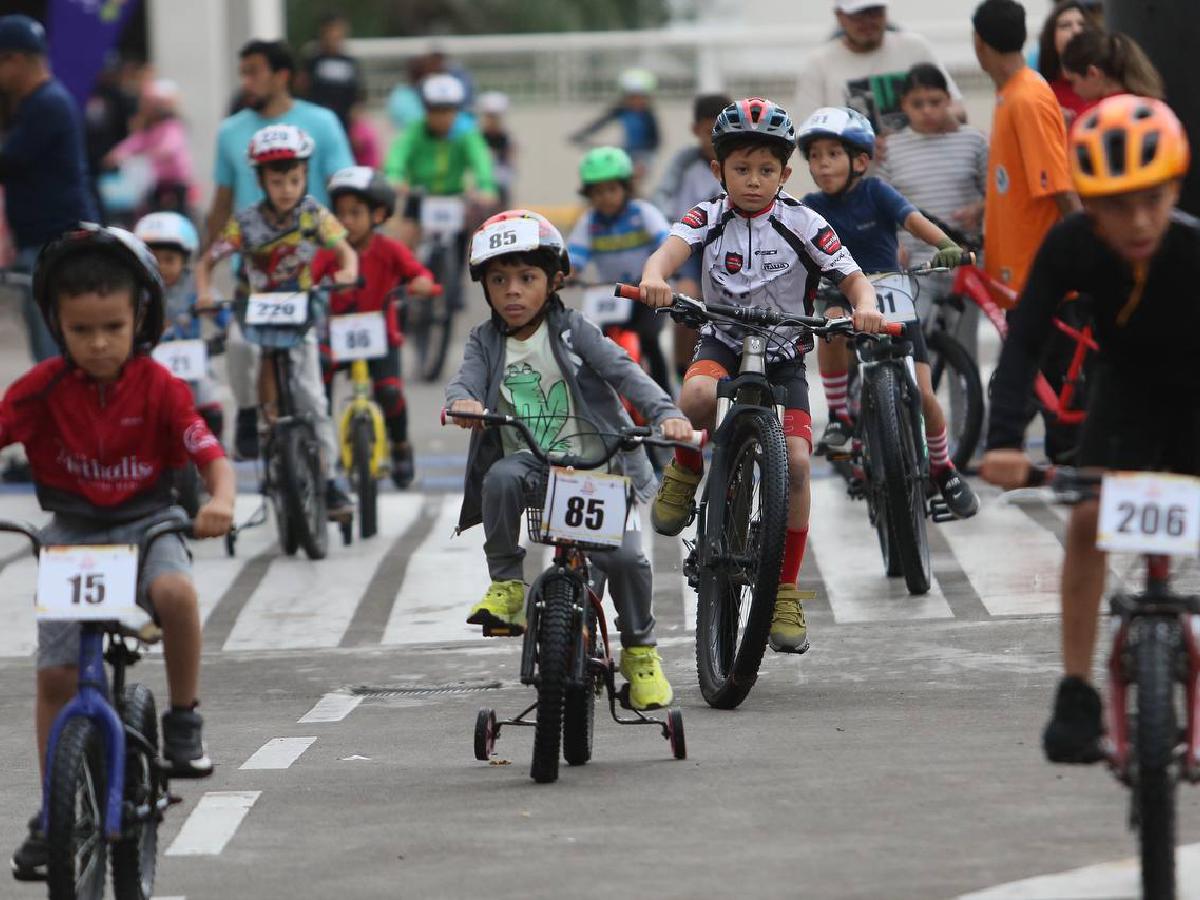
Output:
top-left (440, 407), bottom-right (708, 470)
top-left (614, 283), bottom-right (906, 338)
top-left (0, 517), bottom-right (204, 560)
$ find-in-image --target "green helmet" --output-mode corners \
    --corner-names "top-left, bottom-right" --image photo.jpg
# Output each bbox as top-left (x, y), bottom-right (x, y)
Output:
top-left (579, 146), bottom-right (635, 188)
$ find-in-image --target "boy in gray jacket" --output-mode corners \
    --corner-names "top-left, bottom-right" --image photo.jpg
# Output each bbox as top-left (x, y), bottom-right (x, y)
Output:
top-left (446, 209), bottom-right (691, 710)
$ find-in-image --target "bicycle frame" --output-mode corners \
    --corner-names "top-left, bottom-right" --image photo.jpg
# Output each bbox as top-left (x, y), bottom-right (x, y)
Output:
top-left (337, 358), bottom-right (388, 476)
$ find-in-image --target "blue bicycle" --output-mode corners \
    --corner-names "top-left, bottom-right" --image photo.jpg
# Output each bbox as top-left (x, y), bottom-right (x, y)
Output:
top-left (2, 517), bottom-right (195, 900)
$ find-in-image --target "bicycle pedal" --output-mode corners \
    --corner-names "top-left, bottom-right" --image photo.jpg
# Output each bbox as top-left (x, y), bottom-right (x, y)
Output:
top-left (616, 683), bottom-right (633, 711)
top-left (482, 624), bottom-right (526, 637)
top-left (928, 498), bottom-right (955, 523)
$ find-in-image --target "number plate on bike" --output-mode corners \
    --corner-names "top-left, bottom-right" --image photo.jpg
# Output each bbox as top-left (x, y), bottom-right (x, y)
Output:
top-left (330, 312), bottom-right (388, 361)
top-left (246, 292), bottom-right (308, 326)
top-left (420, 196), bottom-right (466, 236)
top-left (541, 467), bottom-right (629, 548)
top-left (36, 545), bottom-right (139, 621)
top-left (581, 287), bottom-right (632, 327)
top-left (868, 273), bottom-right (919, 323)
top-left (152, 339), bottom-right (207, 380)
top-left (1098, 472), bottom-right (1200, 557)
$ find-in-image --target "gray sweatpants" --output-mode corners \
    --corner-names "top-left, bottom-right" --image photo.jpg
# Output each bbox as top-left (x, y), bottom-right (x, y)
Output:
top-left (481, 452), bottom-right (656, 647)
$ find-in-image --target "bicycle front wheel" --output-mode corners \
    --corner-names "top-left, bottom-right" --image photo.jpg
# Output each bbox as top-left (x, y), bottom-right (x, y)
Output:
top-left (1134, 618), bottom-right (1179, 899)
top-left (863, 365), bottom-right (930, 595)
top-left (531, 576), bottom-right (576, 783)
top-left (351, 415), bottom-right (378, 539)
top-left (927, 330), bottom-right (983, 470)
top-left (280, 424), bottom-right (328, 560)
top-left (46, 717), bottom-right (108, 900)
top-left (562, 600), bottom-right (598, 766)
top-left (411, 247), bottom-right (454, 383)
top-left (695, 410), bottom-right (789, 709)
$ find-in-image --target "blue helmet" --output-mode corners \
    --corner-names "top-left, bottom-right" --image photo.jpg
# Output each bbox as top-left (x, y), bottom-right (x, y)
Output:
top-left (796, 107), bottom-right (876, 159)
top-left (134, 212), bottom-right (200, 257)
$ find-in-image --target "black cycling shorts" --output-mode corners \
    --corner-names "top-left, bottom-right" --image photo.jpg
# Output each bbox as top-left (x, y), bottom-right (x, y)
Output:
top-left (1077, 366), bottom-right (1200, 474)
top-left (687, 334), bottom-right (810, 412)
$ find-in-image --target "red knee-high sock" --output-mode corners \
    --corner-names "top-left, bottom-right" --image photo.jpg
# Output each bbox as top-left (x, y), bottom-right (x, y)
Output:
top-left (674, 446), bottom-right (704, 474)
top-left (780, 527), bottom-right (809, 585)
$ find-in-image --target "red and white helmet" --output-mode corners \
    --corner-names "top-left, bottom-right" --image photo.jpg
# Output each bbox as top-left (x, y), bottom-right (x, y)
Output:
top-left (469, 209), bottom-right (569, 282)
top-left (247, 124), bottom-right (315, 166)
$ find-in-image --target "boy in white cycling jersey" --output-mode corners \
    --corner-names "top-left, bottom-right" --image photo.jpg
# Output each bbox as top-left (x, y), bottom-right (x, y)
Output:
top-left (635, 98), bottom-right (883, 654)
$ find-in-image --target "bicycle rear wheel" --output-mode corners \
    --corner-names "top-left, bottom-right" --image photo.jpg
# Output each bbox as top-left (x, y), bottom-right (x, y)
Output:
top-left (1134, 618), bottom-right (1179, 899)
top-left (351, 415), bottom-right (378, 539)
top-left (864, 366), bottom-right (931, 595)
top-left (563, 601), bottom-right (598, 766)
top-left (111, 685), bottom-right (158, 900)
top-left (280, 424), bottom-right (328, 560)
top-left (46, 717), bottom-right (107, 900)
top-left (695, 410), bottom-right (789, 709)
top-left (927, 330), bottom-right (983, 471)
top-left (531, 576), bottom-right (576, 783)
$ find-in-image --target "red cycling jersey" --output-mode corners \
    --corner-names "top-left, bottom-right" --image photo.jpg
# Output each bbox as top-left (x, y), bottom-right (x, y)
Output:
top-left (0, 356), bottom-right (225, 521)
top-left (321, 234), bottom-right (434, 345)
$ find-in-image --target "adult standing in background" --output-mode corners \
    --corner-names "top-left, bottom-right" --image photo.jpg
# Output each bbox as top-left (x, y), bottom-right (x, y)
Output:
top-left (206, 38), bottom-right (354, 459)
top-left (1061, 30), bottom-right (1165, 107)
top-left (795, 1), bottom-right (965, 137)
top-left (0, 14), bottom-right (97, 362)
top-left (297, 12), bottom-right (363, 132)
top-left (1035, 1), bottom-right (1092, 124)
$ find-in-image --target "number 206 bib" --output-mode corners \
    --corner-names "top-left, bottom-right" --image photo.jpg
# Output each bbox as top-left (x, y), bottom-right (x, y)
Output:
top-left (1098, 472), bottom-right (1200, 557)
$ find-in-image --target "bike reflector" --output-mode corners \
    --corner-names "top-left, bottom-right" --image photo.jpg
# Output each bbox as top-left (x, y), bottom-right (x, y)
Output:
top-left (540, 467), bottom-right (629, 548)
top-left (1097, 472), bottom-right (1200, 557)
top-left (36, 545), bottom-right (139, 621)
top-left (470, 217), bottom-right (542, 269)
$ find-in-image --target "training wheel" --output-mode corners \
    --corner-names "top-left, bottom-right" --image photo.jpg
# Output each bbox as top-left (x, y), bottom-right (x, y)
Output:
top-left (224, 531), bottom-right (237, 557)
top-left (667, 708), bottom-right (686, 760)
top-left (474, 708), bottom-right (498, 761)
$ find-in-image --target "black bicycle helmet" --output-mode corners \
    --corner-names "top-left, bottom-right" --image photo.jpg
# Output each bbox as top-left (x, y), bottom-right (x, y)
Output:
top-left (328, 166), bottom-right (397, 219)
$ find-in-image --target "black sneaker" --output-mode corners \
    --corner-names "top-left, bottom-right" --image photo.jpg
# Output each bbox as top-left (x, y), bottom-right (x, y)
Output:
top-left (817, 417), bottom-right (854, 456)
top-left (390, 443), bottom-right (415, 490)
top-left (934, 465), bottom-right (980, 519)
top-left (1043, 676), bottom-right (1105, 764)
top-left (326, 480), bottom-right (355, 518)
top-left (11, 815), bottom-right (46, 882)
top-left (161, 707), bottom-right (213, 779)
top-left (234, 408), bottom-right (259, 461)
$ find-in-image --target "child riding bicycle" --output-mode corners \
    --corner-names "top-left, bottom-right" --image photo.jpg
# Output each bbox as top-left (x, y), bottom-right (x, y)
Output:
top-left (797, 106), bottom-right (979, 520)
top-left (567, 146), bottom-right (673, 394)
top-left (981, 95), bottom-right (1200, 763)
top-left (195, 124), bottom-right (359, 516)
top-left (322, 166), bottom-right (437, 488)
top-left (5, 224), bottom-right (236, 880)
top-left (446, 209), bottom-right (692, 711)
top-left (635, 97), bottom-right (885, 655)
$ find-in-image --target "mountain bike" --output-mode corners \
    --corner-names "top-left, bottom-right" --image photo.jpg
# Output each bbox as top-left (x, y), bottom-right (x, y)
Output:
top-left (0, 516), bottom-right (203, 900)
top-left (404, 193), bottom-right (463, 383)
top-left (615, 283), bottom-right (903, 708)
top-left (1007, 467), bottom-right (1200, 899)
top-left (442, 408), bottom-right (699, 784)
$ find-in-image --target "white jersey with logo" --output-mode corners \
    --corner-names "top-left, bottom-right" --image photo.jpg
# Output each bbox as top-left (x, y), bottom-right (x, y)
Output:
top-left (669, 190), bottom-right (861, 360)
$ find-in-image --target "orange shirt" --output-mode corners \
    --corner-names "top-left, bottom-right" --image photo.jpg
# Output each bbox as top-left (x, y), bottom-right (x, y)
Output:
top-left (983, 67), bottom-right (1072, 301)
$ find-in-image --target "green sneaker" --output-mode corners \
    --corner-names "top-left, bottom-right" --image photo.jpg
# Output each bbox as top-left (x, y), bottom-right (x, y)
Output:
top-left (619, 646), bottom-right (674, 710)
top-left (650, 460), bottom-right (701, 536)
top-left (768, 584), bottom-right (811, 655)
top-left (467, 579), bottom-right (526, 636)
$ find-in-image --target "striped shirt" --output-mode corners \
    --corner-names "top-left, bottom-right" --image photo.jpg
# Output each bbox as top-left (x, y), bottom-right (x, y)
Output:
top-left (876, 127), bottom-right (988, 266)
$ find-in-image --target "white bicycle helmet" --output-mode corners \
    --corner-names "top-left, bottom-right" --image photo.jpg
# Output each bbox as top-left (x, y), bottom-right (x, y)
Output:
top-left (248, 124), bottom-right (315, 166)
top-left (478, 91), bottom-right (510, 115)
top-left (469, 209), bottom-right (569, 282)
top-left (328, 166), bottom-right (397, 218)
top-left (796, 107), bottom-right (876, 158)
top-left (619, 68), bottom-right (657, 95)
top-left (421, 73), bottom-right (467, 108)
top-left (134, 211), bottom-right (199, 257)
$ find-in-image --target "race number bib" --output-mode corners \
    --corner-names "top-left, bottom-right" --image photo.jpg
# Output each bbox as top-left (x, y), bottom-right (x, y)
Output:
top-left (1098, 472), bottom-right (1200, 557)
top-left (541, 467), bottom-right (629, 548)
top-left (152, 339), bottom-right (207, 381)
top-left (246, 292), bottom-right (308, 326)
top-left (329, 312), bottom-right (388, 362)
top-left (869, 273), bottom-right (919, 323)
top-left (470, 218), bottom-right (541, 266)
top-left (421, 196), bottom-right (466, 236)
top-left (581, 287), bottom-right (632, 327)
top-left (36, 545), bottom-right (139, 621)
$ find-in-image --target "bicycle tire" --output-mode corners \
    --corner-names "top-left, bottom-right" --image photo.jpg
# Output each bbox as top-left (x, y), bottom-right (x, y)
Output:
top-left (927, 330), bottom-right (983, 471)
top-left (563, 601), bottom-right (598, 766)
top-left (268, 438), bottom-right (299, 556)
top-left (46, 716), bottom-right (108, 900)
top-left (1135, 618), bottom-right (1178, 899)
top-left (351, 416), bottom-right (378, 539)
top-left (695, 410), bottom-right (789, 709)
top-left (531, 576), bottom-right (575, 783)
top-left (417, 282), bottom-right (452, 384)
top-left (280, 424), bottom-right (328, 560)
top-left (864, 366), bottom-right (931, 595)
top-left (111, 685), bottom-right (158, 900)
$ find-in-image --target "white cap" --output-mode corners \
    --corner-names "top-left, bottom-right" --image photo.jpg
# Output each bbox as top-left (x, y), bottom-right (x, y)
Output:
top-left (836, 1), bottom-right (888, 13)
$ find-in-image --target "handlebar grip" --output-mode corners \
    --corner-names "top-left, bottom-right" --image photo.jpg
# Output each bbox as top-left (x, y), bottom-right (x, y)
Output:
top-left (1026, 465), bottom-right (1053, 488)
top-left (884, 322), bottom-right (906, 337)
top-left (693, 429), bottom-right (709, 449)
top-left (614, 283), bottom-right (641, 302)
top-left (440, 407), bottom-right (448, 427)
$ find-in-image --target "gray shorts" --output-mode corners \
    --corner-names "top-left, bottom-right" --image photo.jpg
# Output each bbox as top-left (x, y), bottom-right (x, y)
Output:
top-left (37, 508), bottom-right (192, 670)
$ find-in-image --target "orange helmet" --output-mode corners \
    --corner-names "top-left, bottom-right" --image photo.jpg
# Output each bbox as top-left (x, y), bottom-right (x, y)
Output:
top-left (1070, 95), bottom-right (1190, 197)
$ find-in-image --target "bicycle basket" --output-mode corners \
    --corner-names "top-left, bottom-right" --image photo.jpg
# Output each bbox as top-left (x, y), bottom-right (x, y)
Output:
top-left (523, 465), bottom-right (630, 553)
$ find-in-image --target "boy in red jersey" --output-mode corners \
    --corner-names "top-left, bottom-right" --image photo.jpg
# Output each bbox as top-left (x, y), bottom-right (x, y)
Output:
top-left (6, 224), bottom-right (234, 881)
top-left (324, 166), bottom-right (436, 487)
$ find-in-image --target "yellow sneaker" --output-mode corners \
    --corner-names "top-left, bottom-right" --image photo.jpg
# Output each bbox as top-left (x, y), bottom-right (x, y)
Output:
top-left (768, 584), bottom-right (811, 654)
top-left (619, 646), bottom-right (674, 710)
top-left (651, 460), bottom-right (701, 536)
top-left (467, 579), bottom-right (526, 636)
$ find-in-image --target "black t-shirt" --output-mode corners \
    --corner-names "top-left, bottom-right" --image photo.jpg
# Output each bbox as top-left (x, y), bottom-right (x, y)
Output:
top-left (987, 210), bottom-right (1200, 450)
top-left (303, 52), bottom-right (362, 127)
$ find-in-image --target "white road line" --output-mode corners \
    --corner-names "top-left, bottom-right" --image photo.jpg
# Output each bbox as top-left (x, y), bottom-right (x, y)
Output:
top-left (0, 556), bottom-right (39, 658)
top-left (298, 692), bottom-right (363, 724)
top-left (958, 842), bottom-right (1200, 899)
top-left (382, 494), bottom-right (489, 645)
top-left (187, 495), bottom-right (281, 627)
top-left (165, 790), bottom-right (261, 857)
top-left (223, 495), bottom-right (424, 651)
top-left (239, 736), bottom-right (317, 770)
top-left (809, 477), bottom-right (955, 622)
